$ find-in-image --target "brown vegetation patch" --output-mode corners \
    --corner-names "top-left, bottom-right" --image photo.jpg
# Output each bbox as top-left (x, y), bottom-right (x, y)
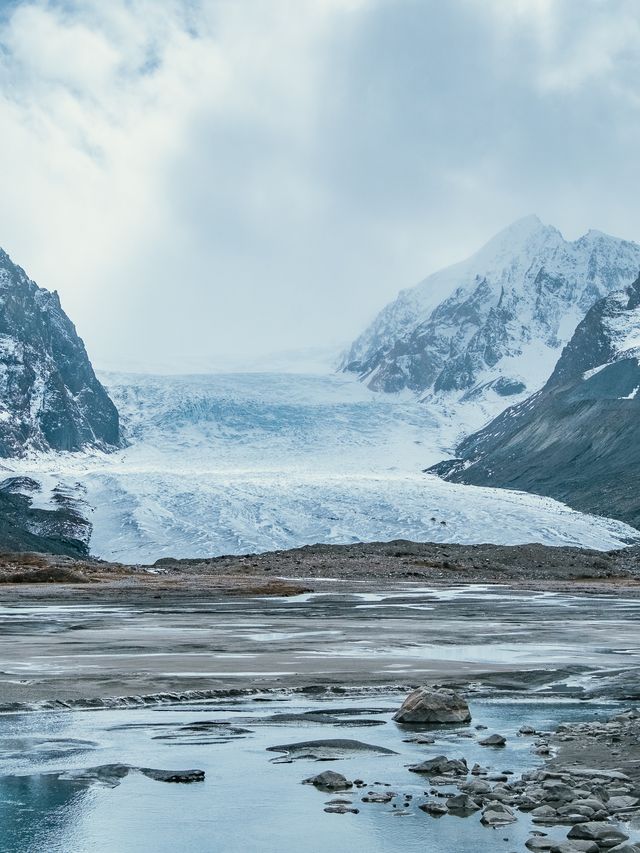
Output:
top-left (0, 565), bottom-right (91, 584)
top-left (224, 580), bottom-right (312, 597)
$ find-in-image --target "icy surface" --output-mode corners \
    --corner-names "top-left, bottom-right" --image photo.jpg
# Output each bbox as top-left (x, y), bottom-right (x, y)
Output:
top-left (7, 371), bottom-right (638, 562)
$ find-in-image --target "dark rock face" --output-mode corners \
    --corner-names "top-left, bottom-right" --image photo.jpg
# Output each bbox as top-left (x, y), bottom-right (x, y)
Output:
top-left (0, 476), bottom-right (90, 557)
top-left (429, 276), bottom-right (640, 530)
top-left (0, 248), bottom-right (119, 456)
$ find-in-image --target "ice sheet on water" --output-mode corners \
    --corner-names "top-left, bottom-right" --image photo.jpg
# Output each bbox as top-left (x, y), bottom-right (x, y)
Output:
top-left (7, 371), bottom-right (639, 562)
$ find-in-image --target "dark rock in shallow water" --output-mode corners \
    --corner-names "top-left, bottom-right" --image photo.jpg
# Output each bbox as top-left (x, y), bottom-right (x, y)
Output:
top-left (267, 739), bottom-right (397, 761)
top-left (419, 800), bottom-right (448, 816)
top-left (303, 771), bottom-right (353, 791)
top-left (393, 686), bottom-right (471, 724)
top-left (445, 793), bottom-right (481, 813)
top-left (141, 768), bottom-right (205, 784)
top-left (567, 821), bottom-right (629, 845)
top-left (324, 805), bottom-right (359, 814)
top-left (55, 763), bottom-right (204, 788)
top-left (409, 755), bottom-right (468, 777)
top-left (479, 733), bottom-right (507, 747)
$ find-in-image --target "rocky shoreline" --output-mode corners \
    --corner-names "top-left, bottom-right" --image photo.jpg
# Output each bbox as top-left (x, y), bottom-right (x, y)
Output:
top-left (1, 538), bottom-right (640, 594)
top-left (296, 690), bottom-right (640, 852)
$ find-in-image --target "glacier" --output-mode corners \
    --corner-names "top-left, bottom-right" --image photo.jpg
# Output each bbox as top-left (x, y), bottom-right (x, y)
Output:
top-left (6, 370), bottom-right (638, 563)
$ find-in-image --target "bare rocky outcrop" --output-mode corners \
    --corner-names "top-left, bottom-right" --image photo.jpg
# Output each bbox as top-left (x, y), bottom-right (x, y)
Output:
top-left (0, 247), bottom-right (120, 456)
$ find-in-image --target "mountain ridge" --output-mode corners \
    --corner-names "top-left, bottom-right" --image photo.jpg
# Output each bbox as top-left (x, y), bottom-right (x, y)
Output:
top-left (428, 274), bottom-right (640, 530)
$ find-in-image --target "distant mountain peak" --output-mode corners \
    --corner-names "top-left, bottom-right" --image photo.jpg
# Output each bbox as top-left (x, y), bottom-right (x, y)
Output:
top-left (341, 218), bottom-right (640, 422)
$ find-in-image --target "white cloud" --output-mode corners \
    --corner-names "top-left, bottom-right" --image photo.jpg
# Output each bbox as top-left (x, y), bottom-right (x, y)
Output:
top-left (0, 0), bottom-right (639, 371)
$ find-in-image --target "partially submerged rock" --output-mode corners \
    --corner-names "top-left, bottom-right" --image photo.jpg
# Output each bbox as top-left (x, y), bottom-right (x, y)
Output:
top-left (304, 771), bottom-right (353, 791)
top-left (445, 793), bottom-right (481, 813)
top-left (408, 755), bottom-right (468, 777)
top-left (479, 733), bottom-right (506, 747)
top-left (393, 687), bottom-right (471, 724)
top-left (268, 738), bottom-right (397, 761)
top-left (56, 763), bottom-right (204, 788)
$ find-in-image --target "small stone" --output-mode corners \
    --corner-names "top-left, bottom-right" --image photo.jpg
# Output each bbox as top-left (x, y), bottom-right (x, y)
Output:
top-left (479, 733), bottom-right (506, 747)
top-left (446, 793), bottom-right (481, 812)
top-left (303, 771), bottom-right (353, 791)
top-left (324, 805), bottom-right (359, 814)
top-left (419, 800), bottom-right (448, 816)
top-left (408, 755), bottom-right (468, 777)
top-left (525, 837), bottom-right (564, 851)
top-left (361, 792), bottom-right (395, 803)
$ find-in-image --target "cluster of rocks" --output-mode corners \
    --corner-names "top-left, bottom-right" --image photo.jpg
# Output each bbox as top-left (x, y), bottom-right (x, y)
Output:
top-left (552, 709), bottom-right (640, 772)
top-left (300, 689), bottom-right (640, 852)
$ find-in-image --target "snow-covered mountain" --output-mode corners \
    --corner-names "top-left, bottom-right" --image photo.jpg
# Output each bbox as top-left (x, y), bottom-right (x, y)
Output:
top-left (0, 248), bottom-right (120, 457)
top-left (430, 274), bottom-right (640, 529)
top-left (342, 216), bottom-right (640, 421)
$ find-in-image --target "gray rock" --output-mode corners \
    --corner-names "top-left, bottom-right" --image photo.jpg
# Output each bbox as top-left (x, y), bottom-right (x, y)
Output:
top-left (268, 739), bottom-right (396, 760)
top-left (479, 733), bottom-right (506, 747)
top-left (419, 800), bottom-right (448, 816)
top-left (459, 778), bottom-right (491, 795)
top-left (361, 791), bottom-right (395, 803)
top-left (607, 795), bottom-right (639, 812)
top-left (551, 842), bottom-right (599, 853)
top-left (606, 845), bottom-right (640, 853)
top-left (408, 755), bottom-right (468, 777)
top-left (393, 687), bottom-right (471, 724)
top-left (567, 822), bottom-right (629, 846)
top-left (56, 763), bottom-right (204, 787)
top-left (303, 771), bottom-right (353, 791)
top-left (324, 805), bottom-right (359, 814)
top-left (446, 793), bottom-right (481, 812)
top-left (526, 837), bottom-right (565, 851)
top-left (481, 802), bottom-right (517, 826)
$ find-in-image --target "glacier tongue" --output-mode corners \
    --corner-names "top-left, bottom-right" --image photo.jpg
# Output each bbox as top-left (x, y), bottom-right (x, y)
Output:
top-left (6, 371), bottom-right (638, 563)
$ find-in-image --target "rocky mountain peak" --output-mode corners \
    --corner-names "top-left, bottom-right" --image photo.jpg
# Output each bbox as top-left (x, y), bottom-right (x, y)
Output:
top-left (0, 247), bottom-right (120, 457)
top-left (342, 218), bottom-right (640, 423)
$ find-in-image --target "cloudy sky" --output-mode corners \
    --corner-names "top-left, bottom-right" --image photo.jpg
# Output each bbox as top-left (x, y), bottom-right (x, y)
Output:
top-left (0, 0), bottom-right (639, 371)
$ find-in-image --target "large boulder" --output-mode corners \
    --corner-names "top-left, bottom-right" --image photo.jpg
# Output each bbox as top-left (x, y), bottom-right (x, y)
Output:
top-left (393, 687), bottom-right (471, 724)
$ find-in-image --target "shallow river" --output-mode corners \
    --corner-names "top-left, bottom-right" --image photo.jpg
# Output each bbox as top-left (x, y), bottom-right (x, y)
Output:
top-left (0, 694), bottom-right (634, 853)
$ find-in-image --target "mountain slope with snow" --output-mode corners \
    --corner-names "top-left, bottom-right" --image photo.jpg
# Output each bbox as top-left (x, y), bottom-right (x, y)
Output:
top-left (342, 217), bottom-right (640, 421)
top-left (429, 275), bottom-right (640, 529)
top-left (0, 248), bottom-right (120, 456)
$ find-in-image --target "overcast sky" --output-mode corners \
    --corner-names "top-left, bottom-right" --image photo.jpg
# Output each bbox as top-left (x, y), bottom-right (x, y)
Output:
top-left (0, 0), bottom-right (639, 372)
